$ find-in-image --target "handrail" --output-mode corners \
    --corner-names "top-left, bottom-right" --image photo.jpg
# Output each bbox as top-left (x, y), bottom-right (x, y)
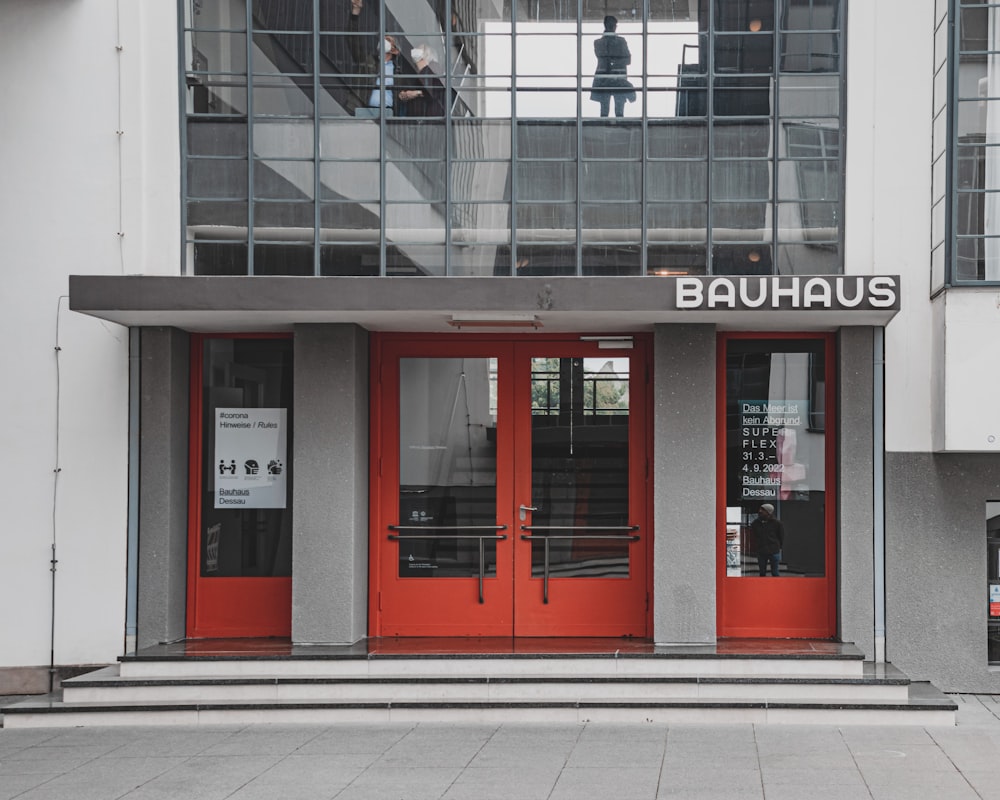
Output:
top-left (520, 525), bottom-right (639, 532)
top-left (388, 526), bottom-right (507, 603)
top-left (519, 528), bottom-right (640, 604)
top-left (389, 525), bottom-right (506, 532)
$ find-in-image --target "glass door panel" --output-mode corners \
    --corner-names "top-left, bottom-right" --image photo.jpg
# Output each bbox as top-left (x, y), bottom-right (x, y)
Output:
top-left (396, 357), bottom-right (501, 584)
top-left (375, 341), bottom-right (515, 637)
top-left (187, 335), bottom-right (293, 638)
top-left (513, 344), bottom-right (648, 637)
top-left (717, 334), bottom-right (836, 638)
top-left (526, 356), bottom-right (633, 581)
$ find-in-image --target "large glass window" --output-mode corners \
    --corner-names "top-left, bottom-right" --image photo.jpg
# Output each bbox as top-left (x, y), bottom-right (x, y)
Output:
top-left (182, 0), bottom-right (845, 277)
top-left (988, 502), bottom-right (1000, 664)
top-left (724, 338), bottom-right (828, 578)
top-left (199, 337), bottom-right (293, 578)
top-left (949, 0), bottom-right (1000, 283)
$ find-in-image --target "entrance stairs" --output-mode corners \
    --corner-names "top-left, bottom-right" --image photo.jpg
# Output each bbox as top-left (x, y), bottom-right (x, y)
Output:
top-left (2, 639), bottom-right (957, 728)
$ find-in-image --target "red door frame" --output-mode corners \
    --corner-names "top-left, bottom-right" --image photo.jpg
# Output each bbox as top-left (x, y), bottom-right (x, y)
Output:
top-left (186, 333), bottom-right (292, 639)
top-left (715, 332), bottom-right (838, 638)
top-left (368, 332), bottom-right (653, 638)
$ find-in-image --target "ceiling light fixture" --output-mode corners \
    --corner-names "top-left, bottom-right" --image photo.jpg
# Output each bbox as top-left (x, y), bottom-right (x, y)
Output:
top-left (448, 313), bottom-right (541, 329)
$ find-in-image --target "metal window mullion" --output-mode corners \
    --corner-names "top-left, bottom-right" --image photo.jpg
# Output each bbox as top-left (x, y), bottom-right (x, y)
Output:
top-left (246, 1), bottom-right (255, 275)
top-left (511, 5), bottom-right (518, 276)
top-left (946, 0), bottom-right (960, 285)
top-left (179, 0), bottom-right (190, 274)
top-left (576, 0), bottom-right (583, 277)
top-left (379, 3), bottom-right (387, 276)
top-left (772, 0), bottom-right (782, 271)
top-left (641, 0), bottom-right (649, 275)
top-left (706, 0), bottom-right (715, 274)
top-left (836, 0), bottom-right (846, 270)
top-left (445, 0), bottom-right (454, 276)
top-left (313, 0), bottom-right (321, 275)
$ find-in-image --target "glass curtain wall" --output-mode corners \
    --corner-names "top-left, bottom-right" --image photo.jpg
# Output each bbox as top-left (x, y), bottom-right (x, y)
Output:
top-left (182, 0), bottom-right (844, 277)
top-left (951, 0), bottom-right (1000, 283)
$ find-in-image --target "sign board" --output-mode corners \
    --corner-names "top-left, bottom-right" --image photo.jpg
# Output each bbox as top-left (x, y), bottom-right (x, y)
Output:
top-left (726, 506), bottom-right (743, 577)
top-left (214, 408), bottom-right (287, 509)
top-left (739, 400), bottom-right (809, 503)
top-left (991, 584), bottom-right (1000, 618)
top-left (673, 276), bottom-right (900, 312)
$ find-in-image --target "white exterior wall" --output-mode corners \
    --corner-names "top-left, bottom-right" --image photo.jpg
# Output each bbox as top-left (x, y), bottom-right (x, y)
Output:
top-left (938, 290), bottom-right (1000, 451)
top-left (858, 0), bottom-right (1000, 456)
top-left (846, 0), bottom-right (937, 453)
top-left (0, 0), bottom-right (179, 673)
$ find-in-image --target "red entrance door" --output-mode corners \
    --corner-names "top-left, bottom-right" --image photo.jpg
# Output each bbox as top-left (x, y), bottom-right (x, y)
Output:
top-left (186, 335), bottom-right (293, 638)
top-left (716, 333), bottom-right (837, 638)
top-left (371, 335), bottom-right (651, 637)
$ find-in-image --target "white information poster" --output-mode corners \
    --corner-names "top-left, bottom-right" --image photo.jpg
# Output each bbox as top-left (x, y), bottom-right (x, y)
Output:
top-left (214, 408), bottom-right (287, 509)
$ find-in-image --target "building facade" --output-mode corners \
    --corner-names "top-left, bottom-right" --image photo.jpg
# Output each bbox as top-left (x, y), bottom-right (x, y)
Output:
top-left (2, 0), bottom-right (999, 694)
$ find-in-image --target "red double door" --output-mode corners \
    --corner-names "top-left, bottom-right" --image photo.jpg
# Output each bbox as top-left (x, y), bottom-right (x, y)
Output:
top-left (370, 335), bottom-right (652, 637)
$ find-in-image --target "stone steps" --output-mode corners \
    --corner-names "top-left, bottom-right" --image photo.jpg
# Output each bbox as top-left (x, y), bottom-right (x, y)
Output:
top-left (1, 644), bottom-right (957, 728)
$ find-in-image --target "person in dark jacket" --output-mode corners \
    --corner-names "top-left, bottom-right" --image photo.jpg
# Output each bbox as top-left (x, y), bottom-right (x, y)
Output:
top-left (590, 15), bottom-right (636, 117)
top-left (349, 0), bottom-right (398, 116)
top-left (398, 45), bottom-right (445, 117)
top-left (751, 503), bottom-right (784, 577)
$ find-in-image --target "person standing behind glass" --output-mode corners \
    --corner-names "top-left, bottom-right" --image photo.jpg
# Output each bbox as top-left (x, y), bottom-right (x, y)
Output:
top-left (349, 0), bottom-right (398, 117)
top-left (751, 503), bottom-right (784, 577)
top-left (590, 15), bottom-right (636, 118)
top-left (399, 45), bottom-right (445, 117)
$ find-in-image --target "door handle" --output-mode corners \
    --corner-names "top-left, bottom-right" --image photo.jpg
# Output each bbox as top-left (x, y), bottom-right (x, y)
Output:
top-left (518, 504), bottom-right (538, 522)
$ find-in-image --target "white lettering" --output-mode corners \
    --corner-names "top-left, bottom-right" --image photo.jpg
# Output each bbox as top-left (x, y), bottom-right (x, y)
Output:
top-left (708, 278), bottom-right (736, 308)
top-left (803, 278), bottom-right (832, 308)
top-left (676, 278), bottom-right (704, 309)
top-left (771, 277), bottom-right (801, 308)
top-left (739, 277), bottom-right (768, 308)
top-left (835, 276), bottom-right (865, 307)
top-left (868, 276), bottom-right (898, 308)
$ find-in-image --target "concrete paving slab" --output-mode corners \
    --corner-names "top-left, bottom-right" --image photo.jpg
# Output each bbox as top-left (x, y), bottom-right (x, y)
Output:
top-left (441, 765), bottom-right (562, 800)
top-left (549, 766), bottom-right (662, 800)
top-left (0, 697), bottom-right (999, 799)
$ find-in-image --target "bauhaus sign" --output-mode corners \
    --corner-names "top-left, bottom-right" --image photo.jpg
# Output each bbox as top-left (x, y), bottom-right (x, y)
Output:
top-left (673, 276), bottom-right (899, 311)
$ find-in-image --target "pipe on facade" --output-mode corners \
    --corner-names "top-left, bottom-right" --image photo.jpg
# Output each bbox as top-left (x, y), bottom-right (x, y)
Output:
top-left (874, 326), bottom-right (886, 663)
top-left (50, 296), bottom-right (68, 693)
top-left (125, 328), bottom-right (140, 654)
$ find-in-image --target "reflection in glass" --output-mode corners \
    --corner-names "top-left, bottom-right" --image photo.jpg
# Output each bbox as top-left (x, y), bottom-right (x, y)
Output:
top-left (320, 243), bottom-right (379, 276)
top-left (186, 0), bottom-right (247, 31)
top-left (987, 502), bottom-right (1000, 665)
top-left (513, 243), bottom-right (578, 276)
top-left (188, 159), bottom-right (248, 199)
top-left (583, 245), bottom-right (642, 276)
top-left (253, 243), bottom-right (314, 275)
top-left (200, 338), bottom-right (293, 577)
top-left (725, 340), bottom-right (827, 578)
top-left (182, 0), bottom-right (845, 277)
top-left (528, 357), bottom-right (631, 578)
top-left (397, 358), bottom-right (499, 578)
top-left (253, 160), bottom-right (314, 200)
top-left (647, 243), bottom-right (708, 276)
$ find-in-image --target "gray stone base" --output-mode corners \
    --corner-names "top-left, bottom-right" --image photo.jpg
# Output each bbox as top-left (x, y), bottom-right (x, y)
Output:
top-left (886, 451), bottom-right (1000, 692)
top-left (0, 665), bottom-right (107, 696)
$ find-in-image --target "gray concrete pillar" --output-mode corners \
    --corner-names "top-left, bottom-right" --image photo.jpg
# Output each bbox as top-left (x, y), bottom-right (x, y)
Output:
top-left (136, 327), bottom-right (190, 649)
top-left (652, 323), bottom-right (717, 644)
top-left (292, 324), bottom-right (369, 644)
top-left (838, 326), bottom-right (877, 658)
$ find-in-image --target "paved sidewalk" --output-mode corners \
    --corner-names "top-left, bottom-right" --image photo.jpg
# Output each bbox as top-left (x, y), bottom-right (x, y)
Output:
top-left (0, 695), bottom-right (999, 799)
